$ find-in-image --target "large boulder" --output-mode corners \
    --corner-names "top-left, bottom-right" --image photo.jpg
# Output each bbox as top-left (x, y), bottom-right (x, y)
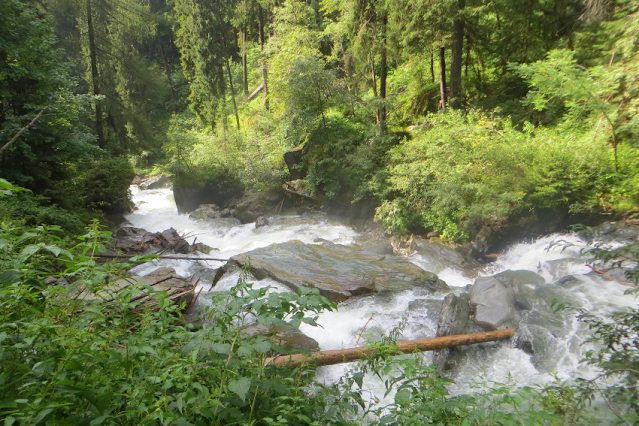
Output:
top-left (139, 174), bottom-right (170, 190)
top-left (410, 238), bottom-right (479, 275)
top-left (213, 241), bottom-right (448, 302)
top-left (470, 276), bottom-right (518, 331)
top-left (492, 270), bottom-right (544, 310)
top-left (173, 180), bottom-right (243, 214)
top-left (231, 191), bottom-right (283, 224)
top-left (432, 293), bottom-right (472, 370)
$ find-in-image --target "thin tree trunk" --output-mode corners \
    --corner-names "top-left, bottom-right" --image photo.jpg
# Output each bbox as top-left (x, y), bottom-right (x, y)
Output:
top-left (87, 0), bottom-right (105, 148)
top-left (219, 66), bottom-right (228, 131)
top-left (159, 43), bottom-right (178, 109)
top-left (430, 49), bottom-right (435, 82)
top-left (0, 108), bottom-right (46, 155)
top-left (377, 13), bottom-right (388, 129)
top-left (242, 30), bottom-right (248, 96)
top-left (226, 58), bottom-right (241, 130)
top-left (370, 52), bottom-right (378, 98)
top-left (450, 0), bottom-right (465, 109)
top-left (258, 11), bottom-right (269, 110)
top-left (264, 329), bottom-right (515, 367)
top-left (439, 46), bottom-right (447, 108)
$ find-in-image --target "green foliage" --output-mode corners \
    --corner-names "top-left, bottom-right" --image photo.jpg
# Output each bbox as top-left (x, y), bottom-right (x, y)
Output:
top-left (376, 110), bottom-right (617, 238)
top-left (165, 111), bottom-right (285, 191)
top-left (76, 156), bottom-right (136, 213)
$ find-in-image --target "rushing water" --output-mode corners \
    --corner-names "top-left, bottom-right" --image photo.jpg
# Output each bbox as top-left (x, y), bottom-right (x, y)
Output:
top-left (124, 185), bottom-right (634, 400)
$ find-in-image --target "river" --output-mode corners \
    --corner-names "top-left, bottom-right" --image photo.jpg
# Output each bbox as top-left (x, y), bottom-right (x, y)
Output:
top-left (124, 185), bottom-right (636, 401)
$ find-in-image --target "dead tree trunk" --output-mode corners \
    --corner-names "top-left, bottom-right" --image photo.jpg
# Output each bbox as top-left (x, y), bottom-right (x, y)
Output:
top-left (264, 329), bottom-right (515, 367)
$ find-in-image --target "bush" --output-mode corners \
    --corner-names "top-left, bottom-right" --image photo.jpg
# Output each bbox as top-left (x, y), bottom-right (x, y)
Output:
top-left (77, 156), bottom-right (136, 213)
top-left (375, 110), bottom-right (617, 240)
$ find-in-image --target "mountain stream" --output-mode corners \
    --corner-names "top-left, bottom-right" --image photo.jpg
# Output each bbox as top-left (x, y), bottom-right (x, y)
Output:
top-left (124, 185), bottom-right (636, 402)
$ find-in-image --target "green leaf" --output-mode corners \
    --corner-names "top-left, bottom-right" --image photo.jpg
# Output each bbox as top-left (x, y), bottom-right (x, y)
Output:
top-left (20, 244), bottom-right (42, 258)
top-left (353, 372), bottom-right (365, 388)
top-left (228, 377), bottom-right (251, 402)
top-left (4, 416), bottom-right (15, 426)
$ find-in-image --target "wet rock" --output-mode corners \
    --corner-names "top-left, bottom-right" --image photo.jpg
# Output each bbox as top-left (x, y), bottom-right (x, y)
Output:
top-left (110, 226), bottom-right (190, 255)
top-left (470, 276), bottom-right (518, 331)
top-left (471, 225), bottom-right (495, 258)
top-left (139, 174), bottom-right (170, 190)
top-left (232, 191), bottom-right (284, 224)
top-left (214, 241), bottom-right (448, 303)
top-left (192, 242), bottom-right (213, 254)
top-left (242, 324), bottom-right (319, 352)
top-left (72, 267), bottom-right (194, 310)
top-left (255, 216), bottom-right (269, 228)
top-left (189, 204), bottom-right (220, 220)
top-left (284, 147), bottom-right (307, 180)
top-left (512, 336), bottom-right (534, 356)
top-left (410, 238), bottom-right (479, 273)
top-left (492, 270), bottom-right (544, 311)
top-left (585, 221), bottom-right (639, 244)
top-left (432, 293), bottom-right (472, 370)
top-left (173, 180), bottom-right (243, 214)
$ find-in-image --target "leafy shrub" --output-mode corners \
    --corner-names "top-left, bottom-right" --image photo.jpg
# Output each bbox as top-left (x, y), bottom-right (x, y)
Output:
top-left (376, 110), bottom-right (616, 239)
top-left (77, 156), bottom-right (135, 213)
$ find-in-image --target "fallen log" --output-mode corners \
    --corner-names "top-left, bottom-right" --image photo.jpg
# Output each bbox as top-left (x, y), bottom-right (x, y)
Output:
top-left (244, 83), bottom-right (264, 103)
top-left (264, 329), bottom-right (515, 367)
top-left (96, 254), bottom-right (228, 262)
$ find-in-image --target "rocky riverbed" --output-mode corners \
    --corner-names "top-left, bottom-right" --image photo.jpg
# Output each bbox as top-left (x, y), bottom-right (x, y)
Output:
top-left (115, 182), bottom-right (638, 399)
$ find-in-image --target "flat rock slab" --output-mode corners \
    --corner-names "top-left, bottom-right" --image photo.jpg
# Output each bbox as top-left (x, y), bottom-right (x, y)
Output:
top-left (215, 241), bottom-right (448, 302)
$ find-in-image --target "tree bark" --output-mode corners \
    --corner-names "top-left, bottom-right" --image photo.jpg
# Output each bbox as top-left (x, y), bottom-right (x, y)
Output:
top-left (377, 13), bottom-right (388, 130)
top-left (258, 11), bottom-right (269, 110)
top-left (242, 30), bottom-right (248, 96)
top-left (225, 58), bottom-right (241, 130)
top-left (87, 0), bottom-right (106, 148)
top-left (439, 46), bottom-right (447, 108)
top-left (0, 108), bottom-right (46, 155)
top-left (450, 0), bottom-right (465, 109)
top-left (264, 329), bottom-right (515, 367)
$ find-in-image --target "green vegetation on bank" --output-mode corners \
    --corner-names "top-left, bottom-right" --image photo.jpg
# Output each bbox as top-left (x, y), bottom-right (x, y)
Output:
top-left (0, 218), bottom-right (638, 425)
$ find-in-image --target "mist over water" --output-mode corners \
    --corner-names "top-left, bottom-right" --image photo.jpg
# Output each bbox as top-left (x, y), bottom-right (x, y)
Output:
top-left (125, 185), bottom-right (632, 400)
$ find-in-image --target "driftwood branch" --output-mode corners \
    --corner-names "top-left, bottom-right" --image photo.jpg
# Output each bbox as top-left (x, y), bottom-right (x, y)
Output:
top-left (586, 264), bottom-right (635, 287)
top-left (264, 329), bottom-right (515, 367)
top-left (0, 108), bottom-right (47, 155)
top-left (96, 254), bottom-right (228, 262)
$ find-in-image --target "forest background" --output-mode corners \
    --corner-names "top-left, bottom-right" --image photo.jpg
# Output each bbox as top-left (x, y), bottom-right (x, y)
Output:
top-left (1, 0), bottom-right (638, 241)
top-left (1, 0), bottom-right (639, 424)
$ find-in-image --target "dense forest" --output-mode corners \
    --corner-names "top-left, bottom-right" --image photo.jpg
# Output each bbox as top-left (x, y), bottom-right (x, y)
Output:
top-left (1, 0), bottom-right (639, 424)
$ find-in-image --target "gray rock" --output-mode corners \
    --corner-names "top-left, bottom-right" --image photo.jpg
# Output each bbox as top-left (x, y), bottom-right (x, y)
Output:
top-left (492, 270), bottom-right (544, 311)
top-left (189, 204), bottom-right (220, 220)
top-left (470, 276), bottom-right (518, 331)
top-left (192, 242), bottom-right (214, 254)
top-left (255, 216), bottom-right (269, 228)
top-left (140, 174), bottom-right (170, 190)
top-left (432, 293), bottom-right (472, 370)
top-left (410, 238), bottom-right (479, 274)
top-left (242, 324), bottom-right (319, 352)
top-left (214, 241), bottom-right (448, 302)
